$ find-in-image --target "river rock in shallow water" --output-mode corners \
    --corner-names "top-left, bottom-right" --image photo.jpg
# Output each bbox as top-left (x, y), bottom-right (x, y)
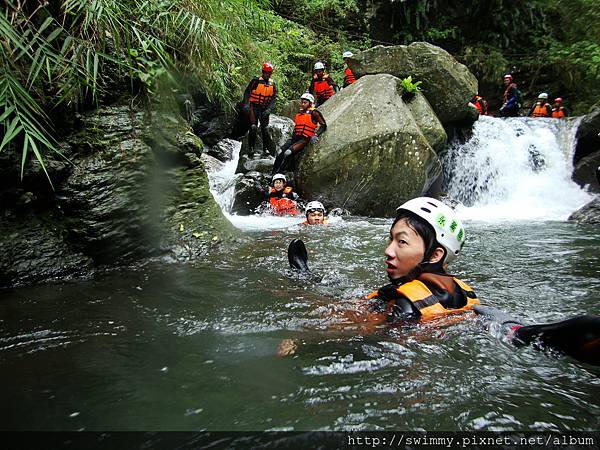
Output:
top-left (296, 74), bottom-right (442, 217)
top-left (348, 42), bottom-right (478, 125)
top-left (568, 197), bottom-right (600, 224)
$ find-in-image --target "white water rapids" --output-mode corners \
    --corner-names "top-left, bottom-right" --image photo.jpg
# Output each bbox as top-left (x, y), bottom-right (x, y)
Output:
top-left (442, 116), bottom-right (592, 221)
top-left (208, 116), bottom-right (593, 226)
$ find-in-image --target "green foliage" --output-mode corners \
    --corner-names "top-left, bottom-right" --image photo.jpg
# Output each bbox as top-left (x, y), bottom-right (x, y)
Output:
top-left (400, 76), bottom-right (422, 94)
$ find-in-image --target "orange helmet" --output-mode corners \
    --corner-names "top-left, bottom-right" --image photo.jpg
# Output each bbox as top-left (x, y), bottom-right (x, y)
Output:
top-left (262, 62), bottom-right (273, 73)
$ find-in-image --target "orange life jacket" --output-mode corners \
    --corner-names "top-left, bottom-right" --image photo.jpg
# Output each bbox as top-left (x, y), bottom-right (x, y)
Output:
top-left (344, 68), bottom-right (356, 86)
top-left (365, 274), bottom-right (479, 321)
top-left (532, 102), bottom-right (551, 118)
top-left (294, 108), bottom-right (318, 138)
top-left (249, 77), bottom-right (275, 106)
top-left (552, 107), bottom-right (565, 119)
top-left (269, 187), bottom-right (299, 215)
top-left (313, 74), bottom-right (334, 100)
top-left (472, 96), bottom-right (488, 115)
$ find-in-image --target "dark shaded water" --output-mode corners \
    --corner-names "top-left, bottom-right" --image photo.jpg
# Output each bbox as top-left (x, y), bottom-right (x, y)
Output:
top-left (1, 219), bottom-right (600, 431)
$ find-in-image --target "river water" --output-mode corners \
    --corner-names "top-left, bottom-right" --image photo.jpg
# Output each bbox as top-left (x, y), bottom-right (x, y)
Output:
top-left (1, 117), bottom-right (599, 432)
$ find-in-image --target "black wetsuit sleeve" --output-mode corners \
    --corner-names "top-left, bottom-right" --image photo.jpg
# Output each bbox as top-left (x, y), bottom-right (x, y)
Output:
top-left (308, 78), bottom-right (316, 95)
top-left (265, 82), bottom-right (277, 112)
top-left (313, 110), bottom-right (327, 136)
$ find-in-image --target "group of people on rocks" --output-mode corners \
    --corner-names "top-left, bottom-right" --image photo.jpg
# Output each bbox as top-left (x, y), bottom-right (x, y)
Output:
top-left (237, 52), bottom-right (358, 224)
top-left (470, 73), bottom-right (568, 118)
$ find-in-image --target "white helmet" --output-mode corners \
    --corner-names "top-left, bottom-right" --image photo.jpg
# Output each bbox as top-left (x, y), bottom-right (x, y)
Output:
top-left (272, 173), bottom-right (286, 183)
top-left (300, 92), bottom-right (314, 104)
top-left (538, 92), bottom-right (549, 100)
top-left (313, 61), bottom-right (325, 70)
top-left (343, 51), bottom-right (353, 58)
top-left (305, 201), bottom-right (326, 216)
top-left (396, 197), bottom-right (465, 264)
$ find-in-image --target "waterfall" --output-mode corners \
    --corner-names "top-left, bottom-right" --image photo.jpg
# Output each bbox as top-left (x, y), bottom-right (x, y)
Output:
top-left (442, 116), bottom-right (593, 221)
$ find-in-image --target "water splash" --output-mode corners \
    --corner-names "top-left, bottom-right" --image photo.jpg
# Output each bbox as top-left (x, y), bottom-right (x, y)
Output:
top-left (443, 116), bottom-right (592, 221)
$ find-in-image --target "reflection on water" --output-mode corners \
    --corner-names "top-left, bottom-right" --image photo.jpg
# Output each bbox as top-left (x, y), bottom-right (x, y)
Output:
top-left (1, 219), bottom-right (600, 431)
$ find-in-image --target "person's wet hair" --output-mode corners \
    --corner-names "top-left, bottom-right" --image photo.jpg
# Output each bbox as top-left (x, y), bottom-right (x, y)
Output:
top-left (392, 209), bottom-right (447, 280)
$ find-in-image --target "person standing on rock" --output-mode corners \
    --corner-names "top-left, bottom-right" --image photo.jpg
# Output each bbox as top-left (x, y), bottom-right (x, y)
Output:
top-left (309, 61), bottom-right (338, 107)
top-left (342, 51), bottom-right (357, 88)
top-left (528, 92), bottom-right (552, 118)
top-left (241, 62), bottom-right (277, 156)
top-left (551, 97), bottom-right (567, 119)
top-left (499, 74), bottom-right (521, 117)
top-left (271, 93), bottom-right (326, 175)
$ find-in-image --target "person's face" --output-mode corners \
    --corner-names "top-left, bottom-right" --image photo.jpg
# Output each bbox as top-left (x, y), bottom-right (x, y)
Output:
top-left (262, 70), bottom-right (271, 80)
top-left (503, 77), bottom-right (511, 86)
top-left (307, 210), bottom-right (324, 224)
top-left (300, 99), bottom-right (311, 109)
top-left (273, 179), bottom-right (285, 191)
top-left (384, 219), bottom-right (426, 281)
top-left (315, 69), bottom-right (324, 78)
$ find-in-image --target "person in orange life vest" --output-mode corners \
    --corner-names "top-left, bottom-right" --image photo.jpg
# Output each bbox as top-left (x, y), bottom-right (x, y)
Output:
top-left (552, 97), bottom-right (567, 119)
top-left (267, 173), bottom-right (300, 216)
top-left (469, 94), bottom-right (488, 115)
top-left (528, 92), bottom-right (552, 118)
top-left (271, 92), bottom-right (326, 175)
top-left (342, 51), bottom-right (357, 88)
top-left (309, 61), bottom-right (338, 107)
top-left (302, 201), bottom-right (330, 225)
top-left (499, 74), bottom-right (520, 117)
top-left (241, 62), bottom-right (278, 156)
top-left (363, 197), bottom-right (478, 324)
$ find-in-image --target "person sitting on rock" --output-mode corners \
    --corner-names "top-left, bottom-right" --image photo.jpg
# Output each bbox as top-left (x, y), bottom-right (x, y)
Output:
top-left (267, 173), bottom-right (300, 216)
top-left (552, 97), bottom-right (567, 119)
top-left (241, 62), bottom-right (277, 156)
top-left (469, 94), bottom-right (488, 115)
top-left (309, 61), bottom-right (338, 107)
top-left (342, 51), bottom-right (357, 88)
top-left (499, 74), bottom-right (521, 117)
top-left (271, 92), bottom-right (326, 175)
top-left (302, 201), bottom-right (329, 225)
top-left (528, 92), bottom-right (552, 118)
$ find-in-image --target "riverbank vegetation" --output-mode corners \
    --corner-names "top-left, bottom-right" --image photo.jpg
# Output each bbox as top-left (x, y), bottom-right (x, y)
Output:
top-left (2, 0), bottom-right (600, 183)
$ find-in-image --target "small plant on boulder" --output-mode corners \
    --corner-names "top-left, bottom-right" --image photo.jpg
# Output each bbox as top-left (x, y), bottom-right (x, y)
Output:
top-left (401, 76), bottom-right (423, 100)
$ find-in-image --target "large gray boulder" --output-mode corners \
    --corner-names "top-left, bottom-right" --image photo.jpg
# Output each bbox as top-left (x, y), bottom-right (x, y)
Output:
top-left (569, 197), bottom-right (600, 224)
top-left (296, 74), bottom-right (443, 217)
top-left (348, 42), bottom-right (478, 124)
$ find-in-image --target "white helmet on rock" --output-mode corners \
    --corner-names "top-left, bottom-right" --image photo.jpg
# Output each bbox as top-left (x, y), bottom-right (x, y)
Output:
top-left (305, 201), bottom-right (326, 216)
top-left (313, 61), bottom-right (325, 70)
top-left (272, 173), bottom-right (286, 183)
top-left (343, 51), bottom-right (353, 58)
top-left (396, 197), bottom-right (465, 264)
top-left (300, 92), bottom-right (314, 104)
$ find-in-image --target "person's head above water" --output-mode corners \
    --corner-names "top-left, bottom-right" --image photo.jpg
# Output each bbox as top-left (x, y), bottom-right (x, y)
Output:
top-left (272, 173), bottom-right (286, 191)
top-left (305, 201), bottom-right (326, 224)
top-left (385, 197), bottom-right (465, 283)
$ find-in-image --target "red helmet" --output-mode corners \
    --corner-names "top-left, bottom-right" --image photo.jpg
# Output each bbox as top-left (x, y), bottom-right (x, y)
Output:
top-left (262, 62), bottom-right (273, 73)
top-left (554, 97), bottom-right (563, 103)
top-left (503, 74), bottom-right (513, 81)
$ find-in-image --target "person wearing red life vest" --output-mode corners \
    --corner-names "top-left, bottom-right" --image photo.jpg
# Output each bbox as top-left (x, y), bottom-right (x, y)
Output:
top-left (469, 94), bottom-right (489, 115)
top-left (271, 92), bottom-right (326, 175)
top-left (551, 97), bottom-right (567, 119)
top-left (267, 173), bottom-right (300, 216)
top-left (309, 61), bottom-right (338, 107)
top-left (241, 62), bottom-right (278, 156)
top-left (528, 92), bottom-right (552, 118)
top-left (342, 51), bottom-right (357, 88)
